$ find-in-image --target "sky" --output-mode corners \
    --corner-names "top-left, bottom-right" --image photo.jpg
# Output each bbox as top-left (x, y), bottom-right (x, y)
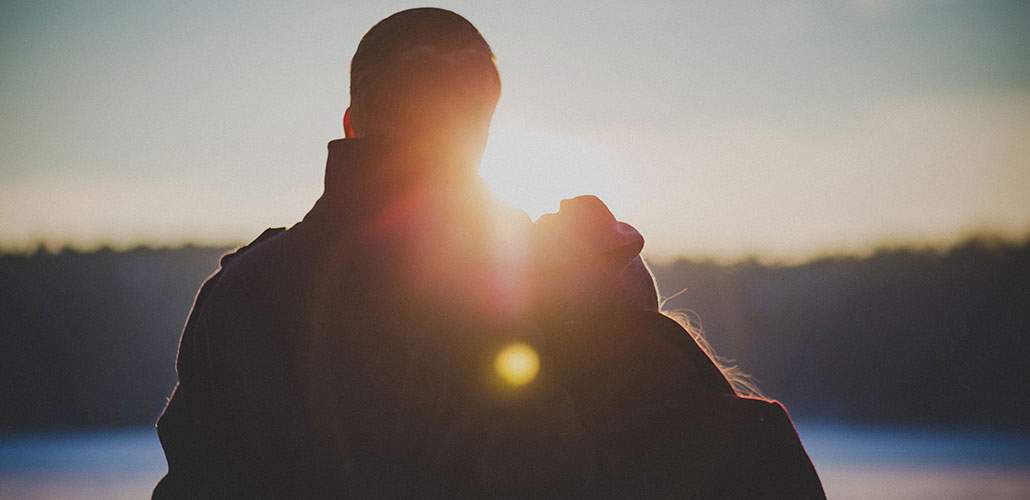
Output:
top-left (2, 1), bottom-right (1028, 261)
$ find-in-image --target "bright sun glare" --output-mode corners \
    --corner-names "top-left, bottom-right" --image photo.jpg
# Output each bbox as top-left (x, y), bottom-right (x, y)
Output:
top-left (494, 342), bottom-right (540, 387)
top-left (479, 125), bottom-right (618, 220)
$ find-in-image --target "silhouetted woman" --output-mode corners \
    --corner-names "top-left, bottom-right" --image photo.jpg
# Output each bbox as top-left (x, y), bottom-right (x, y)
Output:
top-left (531, 195), bottom-right (826, 498)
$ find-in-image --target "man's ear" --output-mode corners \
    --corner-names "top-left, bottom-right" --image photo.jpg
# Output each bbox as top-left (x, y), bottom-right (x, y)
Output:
top-left (343, 107), bottom-right (356, 138)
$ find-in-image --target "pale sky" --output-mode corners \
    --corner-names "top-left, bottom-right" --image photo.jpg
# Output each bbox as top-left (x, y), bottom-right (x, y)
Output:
top-left (2, 1), bottom-right (1028, 261)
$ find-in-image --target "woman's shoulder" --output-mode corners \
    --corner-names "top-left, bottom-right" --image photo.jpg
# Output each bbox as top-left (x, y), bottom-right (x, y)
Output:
top-left (717, 396), bottom-right (826, 498)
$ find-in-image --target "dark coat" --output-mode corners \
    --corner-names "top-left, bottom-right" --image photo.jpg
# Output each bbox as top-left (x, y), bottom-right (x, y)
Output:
top-left (154, 139), bottom-right (824, 499)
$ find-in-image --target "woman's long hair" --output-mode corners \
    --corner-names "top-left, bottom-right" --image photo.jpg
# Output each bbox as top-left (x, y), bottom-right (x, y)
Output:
top-left (659, 294), bottom-right (766, 399)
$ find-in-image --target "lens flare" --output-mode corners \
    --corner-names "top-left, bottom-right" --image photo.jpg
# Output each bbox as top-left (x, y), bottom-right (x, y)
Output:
top-left (494, 342), bottom-right (540, 387)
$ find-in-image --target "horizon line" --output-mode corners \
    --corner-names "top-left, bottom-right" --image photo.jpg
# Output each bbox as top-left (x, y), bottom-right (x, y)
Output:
top-left (4, 231), bottom-right (1028, 267)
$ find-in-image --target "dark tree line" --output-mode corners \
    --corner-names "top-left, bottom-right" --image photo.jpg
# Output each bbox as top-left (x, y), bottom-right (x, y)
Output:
top-left (1, 238), bottom-right (1027, 433)
top-left (652, 238), bottom-right (1030, 432)
top-left (1, 246), bottom-right (224, 430)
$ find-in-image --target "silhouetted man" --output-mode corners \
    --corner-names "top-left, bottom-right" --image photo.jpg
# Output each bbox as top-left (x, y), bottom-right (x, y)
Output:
top-left (155, 8), bottom-right (823, 498)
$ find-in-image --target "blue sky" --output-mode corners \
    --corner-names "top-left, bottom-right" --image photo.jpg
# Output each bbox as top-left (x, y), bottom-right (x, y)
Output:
top-left (2, 1), bottom-right (1028, 260)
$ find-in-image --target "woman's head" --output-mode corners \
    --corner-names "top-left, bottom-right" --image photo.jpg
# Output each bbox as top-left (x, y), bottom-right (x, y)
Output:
top-left (530, 194), bottom-right (764, 398)
top-left (533, 195), bottom-right (659, 316)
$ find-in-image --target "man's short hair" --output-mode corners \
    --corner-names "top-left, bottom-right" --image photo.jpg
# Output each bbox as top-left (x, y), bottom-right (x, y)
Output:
top-left (350, 8), bottom-right (501, 137)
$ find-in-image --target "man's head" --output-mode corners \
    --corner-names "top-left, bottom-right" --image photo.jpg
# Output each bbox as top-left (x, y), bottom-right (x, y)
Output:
top-left (346, 8), bottom-right (500, 166)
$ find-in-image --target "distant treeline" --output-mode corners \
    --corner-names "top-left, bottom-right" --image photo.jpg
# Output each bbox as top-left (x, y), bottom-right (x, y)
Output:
top-left (1, 238), bottom-right (1027, 433)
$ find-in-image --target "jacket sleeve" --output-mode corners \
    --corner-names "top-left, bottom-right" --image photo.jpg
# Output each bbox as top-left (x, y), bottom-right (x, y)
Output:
top-left (153, 265), bottom-right (230, 499)
top-left (545, 310), bottom-right (825, 498)
top-left (153, 228), bottom-right (286, 499)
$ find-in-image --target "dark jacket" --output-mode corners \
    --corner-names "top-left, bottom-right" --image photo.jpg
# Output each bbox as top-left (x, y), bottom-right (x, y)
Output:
top-left (154, 139), bottom-right (824, 498)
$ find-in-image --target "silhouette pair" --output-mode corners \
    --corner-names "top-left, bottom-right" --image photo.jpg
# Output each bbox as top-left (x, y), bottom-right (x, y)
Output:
top-left (154, 8), bottom-right (824, 498)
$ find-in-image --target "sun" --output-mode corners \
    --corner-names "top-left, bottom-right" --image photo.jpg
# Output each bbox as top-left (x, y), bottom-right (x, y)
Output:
top-left (478, 125), bottom-right (618, 220)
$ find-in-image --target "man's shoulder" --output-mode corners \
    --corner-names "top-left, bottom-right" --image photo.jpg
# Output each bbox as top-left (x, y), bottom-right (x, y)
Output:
top-left (191, 227), bottom-right (291, 314)
top-left (219, 227), bottom-right (288, 268)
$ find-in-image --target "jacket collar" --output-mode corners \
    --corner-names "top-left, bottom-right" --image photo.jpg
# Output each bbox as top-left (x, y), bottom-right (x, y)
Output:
top-left (325, 138), bottom-right (481, 195)
top-left (304, 138), bottom-right (488, 225)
